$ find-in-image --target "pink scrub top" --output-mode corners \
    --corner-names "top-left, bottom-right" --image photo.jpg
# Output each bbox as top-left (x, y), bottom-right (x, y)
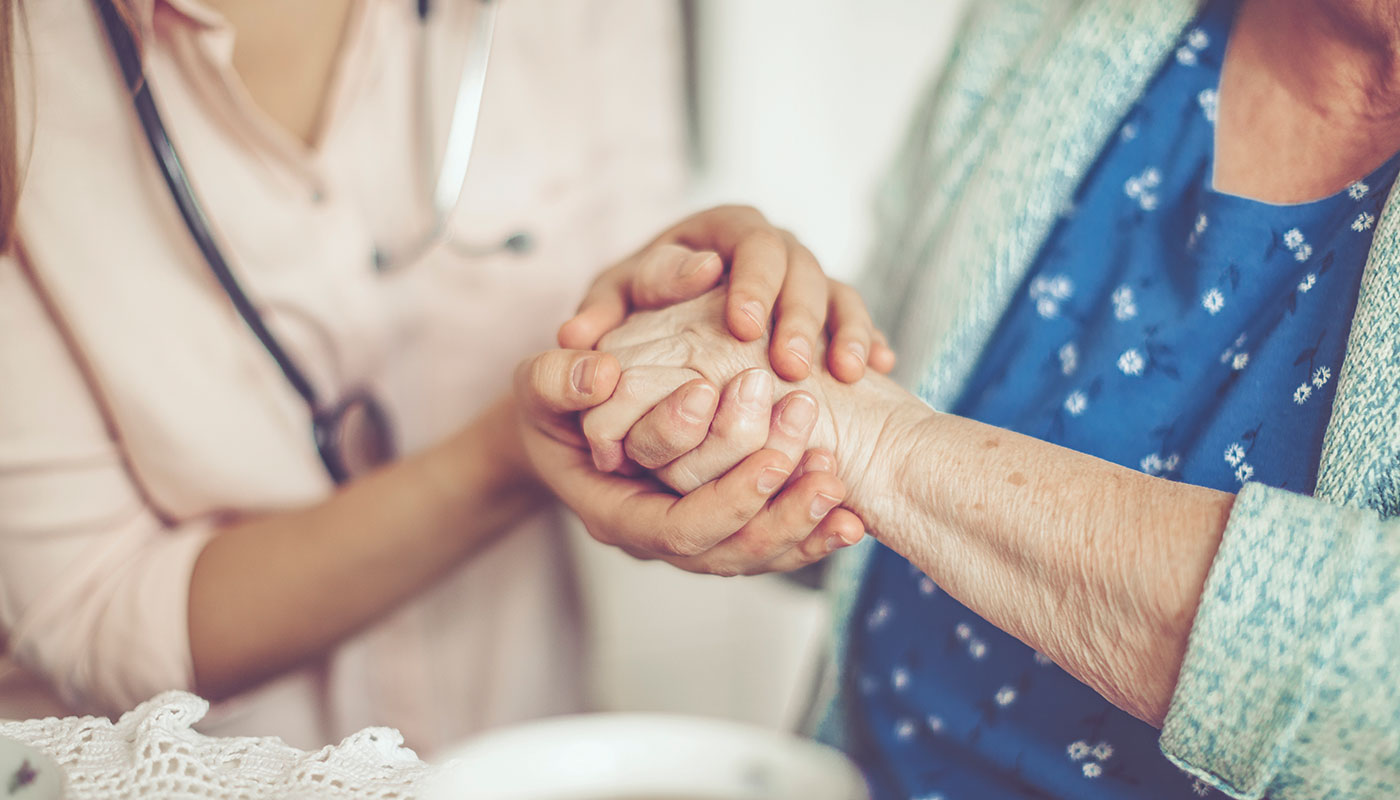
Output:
top-left (0, 0), bottom-right (687, 753)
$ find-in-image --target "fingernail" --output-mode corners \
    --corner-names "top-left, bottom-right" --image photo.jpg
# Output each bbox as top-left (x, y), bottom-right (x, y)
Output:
top-left (572, 356), bottom-right (598, 394)
top-left (738, 369), bottom-right (772, 409)
top-left (679, 382), bottom-right (717, 422)
top-left (809, 492), bottom-right (840, 520)
top-left (778, 394), bottom-right (818, 436)
top-left (848, 341), bottom-right (868, 364)
top-left (678, 251), bottom-right (717, 278)
top-left (825, 535), bottom-right (846, 553)
top-left (804, 452), bottom-right (834, 473)
top-left (741, 300), bottom-right (767, 333)
top-left (757, 467), bottom-right (788, 493)
top-left (786, 336), bottom-right (812, 369)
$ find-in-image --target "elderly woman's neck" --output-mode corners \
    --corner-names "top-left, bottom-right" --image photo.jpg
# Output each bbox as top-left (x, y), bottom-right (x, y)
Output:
top-left (1252, 0), bottom-right (1400, 122)
top-left (1213, 0), bottom-right (1400, 202)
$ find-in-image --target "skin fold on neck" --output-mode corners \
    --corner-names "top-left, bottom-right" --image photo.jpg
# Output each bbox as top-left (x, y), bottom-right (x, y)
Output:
top-left (1214, 0), bottom-right (1400, 203)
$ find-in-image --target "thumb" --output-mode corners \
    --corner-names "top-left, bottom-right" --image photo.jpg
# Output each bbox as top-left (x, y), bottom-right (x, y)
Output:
top-left (516, 350), bottom-right (622, 421)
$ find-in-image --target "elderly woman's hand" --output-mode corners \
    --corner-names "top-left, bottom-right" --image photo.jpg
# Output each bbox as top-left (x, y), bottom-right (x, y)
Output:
top-left (582, 288), bottom-right (909, 507)
top-left (514, 347), bottom-right (868, 576)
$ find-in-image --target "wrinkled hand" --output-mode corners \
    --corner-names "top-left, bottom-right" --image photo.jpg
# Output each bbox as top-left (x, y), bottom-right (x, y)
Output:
top-left (557, 205), bottom-right (895, 383)
top-left (514, 349), bottom-right (865, 576)
top-left (583, 288), bottom-right (885, 491)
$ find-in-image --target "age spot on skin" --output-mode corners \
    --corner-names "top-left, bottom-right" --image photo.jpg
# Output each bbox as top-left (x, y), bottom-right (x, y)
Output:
top-left (1007, 472), bottom-right (1027, 486)
top-left (983, 439), bottom-right (1000, 449)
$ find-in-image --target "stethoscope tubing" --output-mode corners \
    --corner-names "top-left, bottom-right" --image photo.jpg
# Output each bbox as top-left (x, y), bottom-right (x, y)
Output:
top-left (93, 0), bottom-right (324, 412)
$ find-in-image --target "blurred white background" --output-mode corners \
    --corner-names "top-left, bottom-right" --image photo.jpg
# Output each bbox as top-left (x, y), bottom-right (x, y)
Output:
top-left (576, 0), bottom-right (966, 730)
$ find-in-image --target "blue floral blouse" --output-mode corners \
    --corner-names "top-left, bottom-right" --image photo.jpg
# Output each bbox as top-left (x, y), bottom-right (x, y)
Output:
top-left (849, 1), bottom-right (1400, 798)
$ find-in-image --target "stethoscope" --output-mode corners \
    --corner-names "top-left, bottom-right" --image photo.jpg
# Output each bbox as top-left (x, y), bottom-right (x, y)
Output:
top-left (92, 0), bottom-right (520, 484)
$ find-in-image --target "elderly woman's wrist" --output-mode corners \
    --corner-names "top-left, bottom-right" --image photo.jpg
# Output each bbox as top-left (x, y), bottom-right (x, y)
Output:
top-left (812, 373), bottom-right (932, 529)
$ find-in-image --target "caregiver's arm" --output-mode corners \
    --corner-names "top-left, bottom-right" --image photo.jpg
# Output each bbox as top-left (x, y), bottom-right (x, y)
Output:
top-left (187, 396), bottom-right (542, 701)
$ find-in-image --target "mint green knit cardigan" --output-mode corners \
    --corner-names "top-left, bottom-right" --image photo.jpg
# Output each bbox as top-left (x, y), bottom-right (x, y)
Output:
top-left (812, 3), bottom-right (1400, 799)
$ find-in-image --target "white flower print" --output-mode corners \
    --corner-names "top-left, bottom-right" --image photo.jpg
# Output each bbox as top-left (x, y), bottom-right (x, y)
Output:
top-left (1348, 181), bottom-right (1369, 200)
top-left (1124, 167), bottom-right (1162, 211)
top-left (1064, 391), bottom-right (1088, 416)
top-left (1294, 243), bottom-right (1313, 262)
top-left (1175, 46), bottom-right (1197, 65)
top-left (1059, 342), bottom-right (1078, 375)
top-left (1163, 453), bottom-right (1181, 473)
top-left (894, 719), bottom-right (917, 741)
top-left (913, 794), bottom-right (945, 800)
top-left (1313, 366), bottom-right (1331, 388)
top-left (994, 686), bottom-right (1017, 707)
top-left (1198, 88), bottom-right (1218, 123)
top-left (1294, 382), bottom-right (1313, 404)
top-left (926, 715), bottom-right (944, 733)
top-left (1083, 762), bottom-right (1103, 778)
top-left (1298, 273), bottom-right (1316, 293)
top-left (1224, 442), bottom-right (1245, 467)
top-left (1033, 651), bottom-right (1052, 666)
top-left (1284, 228), bottom-right (1305, 249)
top-left (1111, 285), bottom-right (1137, 320)
top-left (866, 601), bottom-right (891, 630)
top-left (1202, 288), bottom-right (1225, 315)
top-left (1232, 352), bottom-right (1250, 370)
top-left (1067, 741), bottom-right (1091, 761)
top-left (892, 668), bottom-right (910, 691)
top-left (1192, 778), bottom-right (1212, 796)
top-left (918, 576), bottom-right (937, 596)
top-left (954, 623), bottom-right (971, 641)
top-left (1030, 274), bottom-right (1074, 318)
top-left (1235, 462), bottom-right (1254, 483)
top-left (1140, 453), bottom-right (1164, 475)
top-left (968, 639), bottom-right (987, 660)
top-left (1353, 212), bottom-right (1376, 232)
top-left (1120, 122), bottom-right (1138, 141)
top-left (1092, 742), bottom-right (1115, 761)
top-left (1187, 28), bottom-right (1210, 49)
top-left (1234, 332), bottom-right (1248, 348)
top-left (1117, 348), bottom-right (1146, 376)
top-left (1195, 213), bottom-right (1209, 235)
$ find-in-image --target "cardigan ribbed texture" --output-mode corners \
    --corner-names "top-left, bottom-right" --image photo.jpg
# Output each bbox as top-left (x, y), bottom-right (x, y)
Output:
top-left (813, 3), bottom-right (1400, 798)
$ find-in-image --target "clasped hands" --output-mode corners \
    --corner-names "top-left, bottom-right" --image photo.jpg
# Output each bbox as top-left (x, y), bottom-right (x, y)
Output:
top-left (515, 206), bottom-right (896, 577)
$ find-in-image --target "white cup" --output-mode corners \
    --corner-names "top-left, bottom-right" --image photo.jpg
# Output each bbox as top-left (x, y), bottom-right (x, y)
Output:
top-left (423, 713), bottom-right (869, 800)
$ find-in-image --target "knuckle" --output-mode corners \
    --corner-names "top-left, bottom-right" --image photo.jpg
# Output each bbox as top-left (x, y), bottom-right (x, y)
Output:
top-left (709, 563), bottom-right (744, 579)
top-left (656, 463), bottom-right (702, 495)
top-left (717, 203), bottom-right (763, 223)
top-left (776, 304), bottom-right (823, 334)
top-left (665, 536), bottom-right (709, 559)
top-left (740, 228), bottom-right (786, 259)
top-left (614, 370), bottom-right (646, 402)
top-left (653, 523), bottom-right (708, 558)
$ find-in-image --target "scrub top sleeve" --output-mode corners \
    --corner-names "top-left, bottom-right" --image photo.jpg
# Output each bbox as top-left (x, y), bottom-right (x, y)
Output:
top-left (0, 251), bottom-right (215, 715)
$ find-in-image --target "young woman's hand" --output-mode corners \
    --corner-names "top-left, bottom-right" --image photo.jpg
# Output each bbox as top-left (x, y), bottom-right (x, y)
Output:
top-left (557, 205), bottom-right (895, 384)
top-left (513, 349), bottom-right (864, 575)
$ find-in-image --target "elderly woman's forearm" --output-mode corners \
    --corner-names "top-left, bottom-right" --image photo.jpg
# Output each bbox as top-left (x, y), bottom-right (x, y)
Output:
top-left (836, 385), bottom-right (1235, 725)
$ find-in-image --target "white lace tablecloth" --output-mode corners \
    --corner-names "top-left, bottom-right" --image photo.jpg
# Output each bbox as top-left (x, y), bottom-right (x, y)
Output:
top-left (0, 691), bottom-right (437, 799)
